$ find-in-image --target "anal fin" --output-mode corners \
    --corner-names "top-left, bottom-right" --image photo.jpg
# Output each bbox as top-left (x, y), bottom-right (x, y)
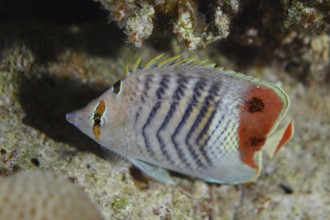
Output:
top-left (128, 158), bottom-right (175, 185)
top-left (244, 151), bottom-right (263, 183)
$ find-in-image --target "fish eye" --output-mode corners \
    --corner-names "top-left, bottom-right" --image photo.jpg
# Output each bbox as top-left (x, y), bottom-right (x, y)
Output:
top-left (112, 80), bottom-right (122, 95)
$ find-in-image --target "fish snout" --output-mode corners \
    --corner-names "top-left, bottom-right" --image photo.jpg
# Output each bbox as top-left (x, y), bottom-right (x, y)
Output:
top-left (66, 112), bottom-right (76, 125)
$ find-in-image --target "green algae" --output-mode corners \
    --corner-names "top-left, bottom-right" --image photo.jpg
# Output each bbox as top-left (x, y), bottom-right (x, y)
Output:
top-left (111, 194), bottom-right (131, 215)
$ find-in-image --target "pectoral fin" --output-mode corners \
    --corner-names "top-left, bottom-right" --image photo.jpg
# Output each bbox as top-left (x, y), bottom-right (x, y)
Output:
top-left (128, 158), bottom-right (175, 185)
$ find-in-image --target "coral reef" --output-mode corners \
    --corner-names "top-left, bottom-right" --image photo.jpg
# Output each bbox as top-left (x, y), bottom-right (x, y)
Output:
top-left (0, 170), bottom-right (103, 220)
top-left (95, 0), bottom-right (330, 51)
top-left (125, 2), bottom-right (155, 48)
top-left (282, 0), bottom-right (330, 33)
top-left (172, 0), bottom-right (231, 50)
top-left (95, 0), bottom-right (236, 50)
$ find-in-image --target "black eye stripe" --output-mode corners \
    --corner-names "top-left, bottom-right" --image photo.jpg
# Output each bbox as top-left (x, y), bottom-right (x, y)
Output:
top-left (93, 112), bottom-right (102, 126)
top-left (113, 80), bottom-right (122, 94)
top-left (93, 102), bottom-right (104, 127)
top-left (92, 100), bottom-right (106, 139)
top-left (93, 113), bottom-right (101, 119)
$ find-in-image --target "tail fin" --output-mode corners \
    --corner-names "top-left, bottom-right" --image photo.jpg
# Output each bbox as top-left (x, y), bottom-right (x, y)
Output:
top-left (263, 119), bottom-right (295, 159)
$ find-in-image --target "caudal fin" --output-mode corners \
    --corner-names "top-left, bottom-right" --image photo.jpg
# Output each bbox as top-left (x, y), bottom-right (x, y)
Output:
top-left (263, 120), bottom-right (295, 159)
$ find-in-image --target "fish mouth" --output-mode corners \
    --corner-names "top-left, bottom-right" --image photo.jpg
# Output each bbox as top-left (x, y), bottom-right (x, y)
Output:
top-left (65, 112), bottom-right (75, 125)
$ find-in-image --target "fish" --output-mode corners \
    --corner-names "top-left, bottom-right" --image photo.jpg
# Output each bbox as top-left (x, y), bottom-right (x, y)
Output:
top-left (66, 54), bottom-right (294, 185)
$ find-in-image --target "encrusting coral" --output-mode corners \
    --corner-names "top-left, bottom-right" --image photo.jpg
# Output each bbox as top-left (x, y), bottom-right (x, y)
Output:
top-left (95, 0), bottom-right (330, 52)
top-left (94, 0), bottom-right (236, 50)
top-left (0, 170), bottom-right (103, 220)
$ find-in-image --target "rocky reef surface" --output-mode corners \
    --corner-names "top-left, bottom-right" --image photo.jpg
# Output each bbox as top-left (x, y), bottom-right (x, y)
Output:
top-left (0, 0), bottom-right (329, 219)
top-left (96, 0), bottom-right (330, 51)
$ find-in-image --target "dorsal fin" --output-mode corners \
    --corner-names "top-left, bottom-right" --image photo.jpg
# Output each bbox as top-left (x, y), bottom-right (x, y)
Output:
top-left (157, 54), bottom-right (183, 67)
top-left (125, 64), bottom-right (130, 76)
top-left (203, 63), bottom-right (217, 68)
top-left (191, 60), bottom-right (207, 65)
top-left (144, 54), bottom-right (164, 68)
top-left (131, 56), bottom-right (143, 72)
top-left (126, 54), bottom-right (218, 75)
top-left (218, 68), bottom-right (251, 80)
top-left (174, 58), bottom-right (195, 65)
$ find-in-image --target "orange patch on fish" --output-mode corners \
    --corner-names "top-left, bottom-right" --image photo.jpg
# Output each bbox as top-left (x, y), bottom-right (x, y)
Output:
top-left (238, 85), bottom-right (283, 169)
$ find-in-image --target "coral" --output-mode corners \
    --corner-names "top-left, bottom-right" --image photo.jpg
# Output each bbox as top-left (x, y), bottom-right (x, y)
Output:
top-left (95, 0), bottom-right (330, 53)
top-left (95, 0), bottom-right (236, 50)
top-left (0, 170), bottom-right (103, 220)
top-left (282, 0), bottom-right (330, 33)
top-left (125, 2), bottom-right (155, 48)
top-left (94, 0), bottom-right (136, 25)
top-left (172, 0), bottom-right (230, 50)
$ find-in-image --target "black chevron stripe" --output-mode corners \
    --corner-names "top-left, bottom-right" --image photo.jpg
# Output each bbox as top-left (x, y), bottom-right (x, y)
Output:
top-left (156, 76), bottom-right (189, 165)
top-left (171, 77), bottom-right (207, 170)
top-left (185, 82), bottom-right (220, 169)
top-left (142, 75), bottom-right (170, 157)
top-left (195, 83), bottom-right (220, 144)
top-left (200, 114), bottom-right (225, 148)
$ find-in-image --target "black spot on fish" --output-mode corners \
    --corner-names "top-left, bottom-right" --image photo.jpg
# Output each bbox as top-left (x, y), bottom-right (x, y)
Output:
top-left (249, 136), bottom-right (265, 147)
top-left (246, 97), bottom-right (265, 113)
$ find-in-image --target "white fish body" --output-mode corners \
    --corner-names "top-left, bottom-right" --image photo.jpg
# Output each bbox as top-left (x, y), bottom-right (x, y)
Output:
top-left (66, 55), bottom-right (294, 184)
